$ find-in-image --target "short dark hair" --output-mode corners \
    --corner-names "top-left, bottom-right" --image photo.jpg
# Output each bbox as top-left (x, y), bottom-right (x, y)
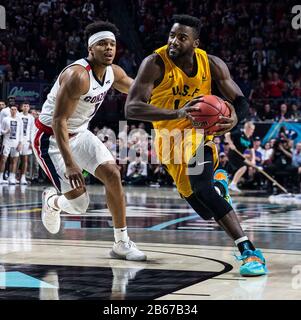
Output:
top-left (171, 14), bottom-right (201, 39)
top-left (84, 21), bottom-right (119, 42)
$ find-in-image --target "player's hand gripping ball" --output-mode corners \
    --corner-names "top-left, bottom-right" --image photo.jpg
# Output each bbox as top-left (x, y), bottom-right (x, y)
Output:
top-left (189, 95), bottom-right (231, 134)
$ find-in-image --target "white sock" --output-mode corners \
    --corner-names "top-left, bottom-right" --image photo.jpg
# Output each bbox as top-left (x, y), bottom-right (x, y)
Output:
top-left (114, 227), bottom-right (129, 243)
top-left (21, 174), bottom-right (26, 179)
top-left (10, 173), bottom-right (16, 179)
top-left (234, 236), bottom-right (249, 246)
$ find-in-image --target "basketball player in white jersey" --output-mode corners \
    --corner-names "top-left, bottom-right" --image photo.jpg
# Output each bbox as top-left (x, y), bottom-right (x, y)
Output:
top-left (31, 21), bottom-right (146, 261)
top-left (19, 102), bottom-right (34, 185)
top-left (0, 105), bottom-right (23, 184)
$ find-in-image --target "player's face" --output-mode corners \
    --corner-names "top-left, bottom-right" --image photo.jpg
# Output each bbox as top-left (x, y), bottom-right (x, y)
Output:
top-left (90, 38), bottom-right (116, 66)
top-left (10, 106), bottom-right (17, 117)
top-left (22, 104), bottom-right (30, 113)
top-left (167, 23), bottom-right (198, 59)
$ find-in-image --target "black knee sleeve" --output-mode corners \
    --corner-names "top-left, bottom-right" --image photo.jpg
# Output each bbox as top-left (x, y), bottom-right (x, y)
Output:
top-left (188, 146), bottom-right (233, 221)
top-left (185, 193), bottom-right (214, 220)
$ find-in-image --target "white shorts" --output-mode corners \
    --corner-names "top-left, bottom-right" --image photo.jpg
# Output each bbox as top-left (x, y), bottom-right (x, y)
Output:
top-left (1, 144), bottom-right (19, 157)
top-left (20, 142), bottom-right (32, 156)
top-left (32, 124), bottom-right (114, 193)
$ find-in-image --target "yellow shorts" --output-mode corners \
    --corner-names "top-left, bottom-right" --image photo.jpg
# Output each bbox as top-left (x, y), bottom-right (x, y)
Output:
top-left (155, 129), bottom-right (219, 198)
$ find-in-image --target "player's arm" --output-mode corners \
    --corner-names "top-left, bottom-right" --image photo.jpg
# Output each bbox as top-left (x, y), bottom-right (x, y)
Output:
top-left (1, 118), bottom-right (9, 135)
top-left (125, 54), bottom-right (201, 122)
top-left (209, 55), bottom-right (249, 135)
top-left (52, 66), bottom-right (89, 189)
top-left (17, 118), bottom-right (23, 151)
top-left (112, 64), bottom-right (133, 94)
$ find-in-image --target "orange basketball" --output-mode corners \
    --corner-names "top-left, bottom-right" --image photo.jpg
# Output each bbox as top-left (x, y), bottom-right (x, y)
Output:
top-left (190, 95), bottom-right (231, 134)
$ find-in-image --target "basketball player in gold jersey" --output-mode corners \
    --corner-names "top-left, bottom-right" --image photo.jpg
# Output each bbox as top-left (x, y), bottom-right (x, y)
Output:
top-left (125, 14), bottom-right (267, 276)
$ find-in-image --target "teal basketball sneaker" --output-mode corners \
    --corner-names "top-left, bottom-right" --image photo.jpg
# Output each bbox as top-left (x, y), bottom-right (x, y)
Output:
top-left (236, 249), bottom-right (268, 276)
top-left (214, 169), bottom-right (232, 205)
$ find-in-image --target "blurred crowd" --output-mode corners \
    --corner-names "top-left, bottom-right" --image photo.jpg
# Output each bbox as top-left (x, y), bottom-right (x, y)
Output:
top-left (129, 0), bottom-right (301, 121)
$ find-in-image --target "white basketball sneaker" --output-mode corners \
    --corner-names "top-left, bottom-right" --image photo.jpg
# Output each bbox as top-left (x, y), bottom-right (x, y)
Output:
top-left (8, 177), bottom-right (17, 185)
top-left (229, 182), bottom-right (242, 193)
top-left (41, 187), bottom-right (61, 234)
top-left (20, 176), bottom-right (28, 185)
top-left (110, 240), bottom-right (147, 261)
top-left (0, 178), bottom-right (8, 184)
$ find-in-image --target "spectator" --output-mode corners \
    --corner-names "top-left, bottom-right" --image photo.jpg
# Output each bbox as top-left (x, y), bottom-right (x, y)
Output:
top-left (275, 104), bottom-right (293, 122)
top-left (259, 103), bottom-right (274, 121)
top-left (126, 153), bottom-right (148, 186)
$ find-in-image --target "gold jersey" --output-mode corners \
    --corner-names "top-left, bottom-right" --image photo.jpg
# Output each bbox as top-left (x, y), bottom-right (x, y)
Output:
top-left (149, 45), bottom-right (218, 197)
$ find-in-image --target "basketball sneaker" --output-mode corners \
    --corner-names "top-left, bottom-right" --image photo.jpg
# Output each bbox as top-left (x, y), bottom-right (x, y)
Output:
top-left (214, 169), bottom-right (233, 205)
top-left (236, 249), bottom-right (268, 277)
top-left (0, 178), bottom-right (8, 184)
top-left (20, 176), bottom-right (28, 185)
top-left (8, 177), bottom-right (17, 185)
top-left (110, 240), bottom-right (147, 261)
top-left (229, 182), bottom-right (242, 194)
top-left (41, 187), bottom-right (61, 234)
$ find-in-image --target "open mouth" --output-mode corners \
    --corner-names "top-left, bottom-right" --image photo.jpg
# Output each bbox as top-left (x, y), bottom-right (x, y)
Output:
top-left (168, 46), bottom-right (178, 54)
top-left (104, 52), bottom-right (113, 57)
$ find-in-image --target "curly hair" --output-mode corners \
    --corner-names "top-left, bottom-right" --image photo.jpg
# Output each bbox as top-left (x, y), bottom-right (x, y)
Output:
top-left (171, 14), bottom-right (201, 39)
top-left (84, 20), bottom-right (120, 42)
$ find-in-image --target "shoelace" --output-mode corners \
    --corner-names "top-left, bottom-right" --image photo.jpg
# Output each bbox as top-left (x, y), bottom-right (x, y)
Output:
top-left (118, 240), bottom-right (137, 249)
top-left (234, 250), bottom-right (264, 264)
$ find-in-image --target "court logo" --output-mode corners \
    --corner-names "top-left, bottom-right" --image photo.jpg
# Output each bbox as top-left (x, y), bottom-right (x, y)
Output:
top-left (292, 265), bottom-right (301, 289)
top-left (291, 5), bottom-right (301, 30)
top-left (0, 5), bottom-right (6, 29)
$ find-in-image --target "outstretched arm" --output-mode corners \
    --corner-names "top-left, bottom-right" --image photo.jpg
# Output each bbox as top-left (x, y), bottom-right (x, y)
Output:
top-left (125, 54), bottom-right (201, 122)
top-left (112, 64), bottom-right (133, 94)
top-left (209, 55), bottom-right (249, 135)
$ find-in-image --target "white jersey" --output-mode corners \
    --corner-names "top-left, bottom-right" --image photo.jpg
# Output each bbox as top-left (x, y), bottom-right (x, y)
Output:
top-left (0, 107), bottom-right (21, 134)
top-left (20, 113), bottom-right (34, 143)
top-left (1, 116), bottom-right (23, 148)
top-left (39, 58), bottom-right (114, 133)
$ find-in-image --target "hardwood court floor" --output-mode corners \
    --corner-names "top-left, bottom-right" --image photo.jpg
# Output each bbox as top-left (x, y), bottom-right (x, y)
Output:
top-left (0, 184), bottom-right (300, 300)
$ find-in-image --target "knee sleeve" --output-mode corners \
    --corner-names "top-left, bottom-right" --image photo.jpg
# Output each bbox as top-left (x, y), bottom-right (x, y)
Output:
top-left (188, 146), bottom-right (232, 221)
top-left (57, 192), bottom-right (90, 214)
top-left (185, 193), bottom-right (214, 220)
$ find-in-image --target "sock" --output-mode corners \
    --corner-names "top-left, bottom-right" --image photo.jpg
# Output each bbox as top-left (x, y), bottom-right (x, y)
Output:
top-left (10, 173), bottom-right (16, 179)
top-left (21, 174), bottom-right (26, 179)
top-left (114, 227), bottom-right (129, 243)
top-left (235, 236), bottom-right (255, 254)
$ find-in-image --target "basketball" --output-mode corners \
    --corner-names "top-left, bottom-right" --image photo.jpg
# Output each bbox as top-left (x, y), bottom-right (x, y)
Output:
top-left (190, 95), bottom-right (231, 133)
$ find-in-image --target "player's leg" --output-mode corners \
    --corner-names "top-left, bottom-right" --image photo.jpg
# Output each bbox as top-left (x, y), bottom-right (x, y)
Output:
top-left (32, 128), bottom-right (90, 233)
top-left (5, 147), bottom-right (19, 184)
top-left (0, 147), bottom-right (8, 183)
top-left (188, 145), bottom-right (267, 276)
top-left (228, 152), bottom-right (247, 193)
top-left (20, 143), bottom-right (31, 184)
top-left (76, 130), bottom-right (146, 261)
